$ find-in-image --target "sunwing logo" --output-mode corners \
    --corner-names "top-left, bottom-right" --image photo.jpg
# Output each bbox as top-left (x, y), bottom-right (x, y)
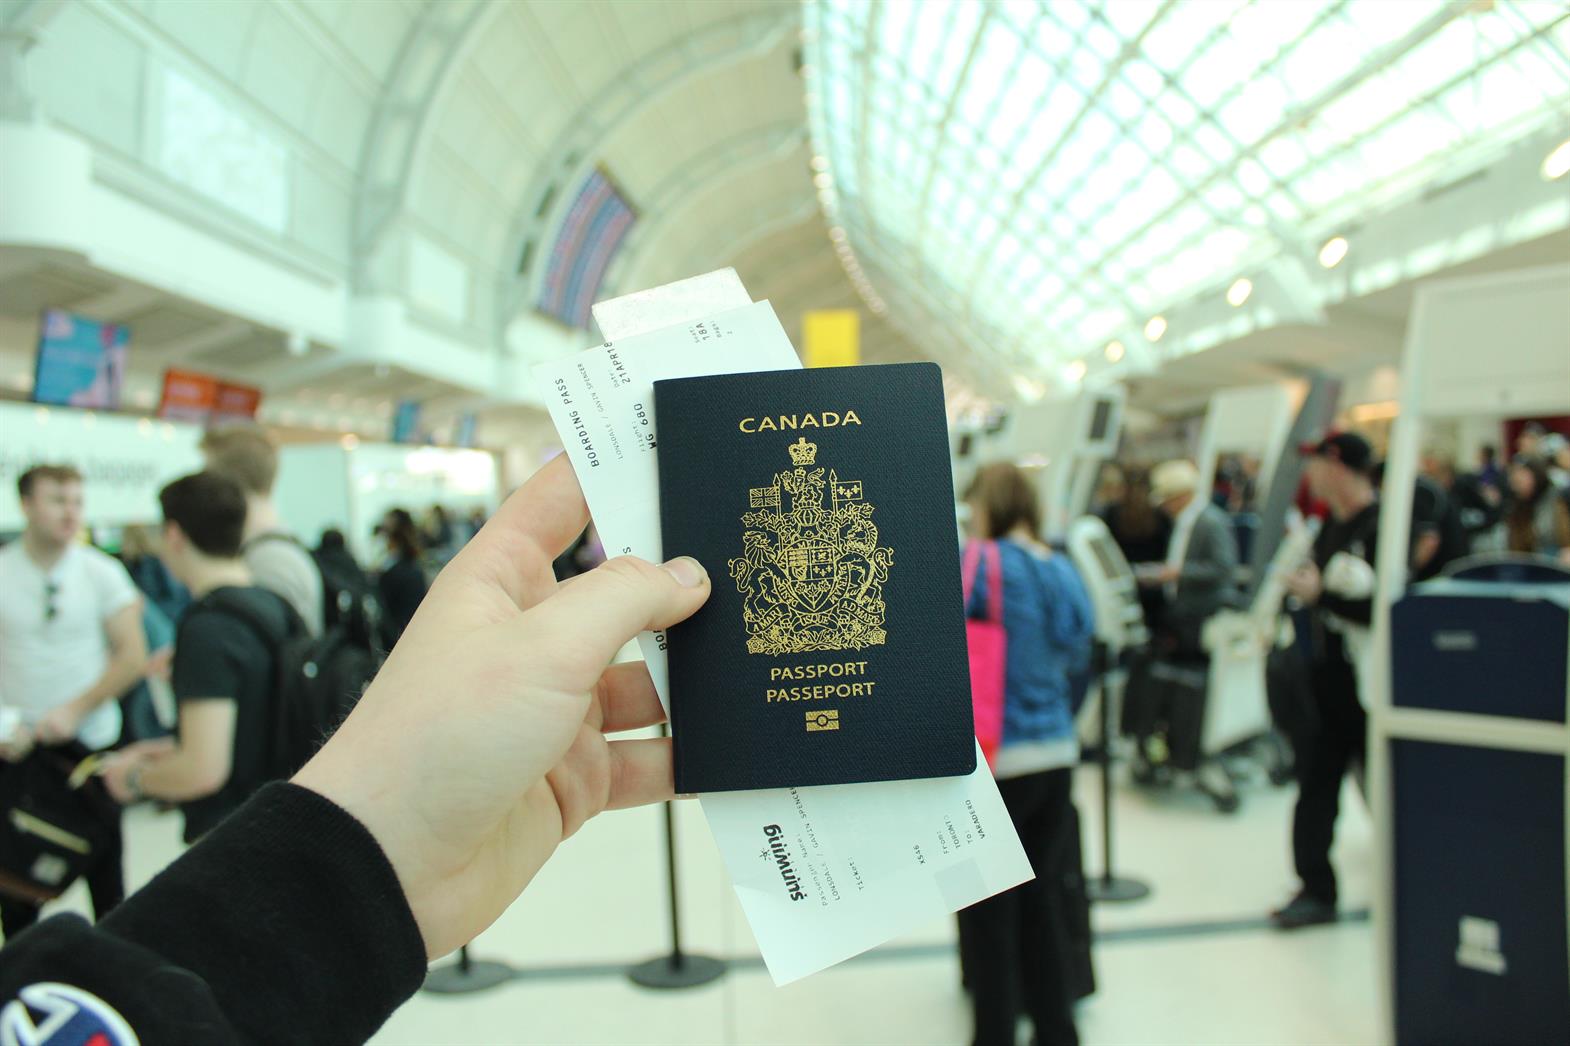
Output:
top-left (763, 824), bottom-right (807, 901)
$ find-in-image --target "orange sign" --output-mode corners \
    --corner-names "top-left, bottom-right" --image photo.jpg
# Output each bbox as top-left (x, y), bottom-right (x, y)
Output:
top-left (212, 382), bottom-right (262, 423)
top-left (157, 368), bottom-right (262, 425)
top-left (158, 368), bottom-right (219, 422)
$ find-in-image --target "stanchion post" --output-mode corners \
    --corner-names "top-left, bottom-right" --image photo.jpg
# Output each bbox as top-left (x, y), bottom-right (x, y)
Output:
top-left (1086, 643), bottom-right (1152, 904)
top-left (627, 726), bottom-right (726, 989)
top-left (422, 944), bottom-right (516, 994)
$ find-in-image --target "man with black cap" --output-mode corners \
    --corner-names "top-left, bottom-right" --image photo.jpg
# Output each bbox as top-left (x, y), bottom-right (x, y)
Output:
top-left (1273, 431), bottom-right (1380, 930)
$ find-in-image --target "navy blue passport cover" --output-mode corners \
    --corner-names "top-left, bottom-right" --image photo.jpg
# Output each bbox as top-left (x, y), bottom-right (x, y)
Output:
top-left (654, 362), bottom-right (976, 794)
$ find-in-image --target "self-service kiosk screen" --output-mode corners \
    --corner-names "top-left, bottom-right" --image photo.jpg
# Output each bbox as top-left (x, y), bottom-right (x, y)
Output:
top-left (1088, 399), bottom-right (1113, 441)
top-left (1090, 535), bottom-right (1123, 579)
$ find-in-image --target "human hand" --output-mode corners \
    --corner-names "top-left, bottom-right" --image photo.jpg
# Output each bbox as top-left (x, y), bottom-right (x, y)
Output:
top-left (1284, 563), bottom-right (1322, 604)
top-left (292, 455), bottom-right (711, 959)
top-left (98, 749), bottom-right (150, 804)
top-left (0, 724), bottom-right (35, 763)
top-left (36, 702), bottom-right (85, 745)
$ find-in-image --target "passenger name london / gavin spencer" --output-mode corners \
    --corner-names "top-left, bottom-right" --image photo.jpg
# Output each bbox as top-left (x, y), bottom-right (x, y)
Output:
top-left (737, 410), bottom-right (863, 433)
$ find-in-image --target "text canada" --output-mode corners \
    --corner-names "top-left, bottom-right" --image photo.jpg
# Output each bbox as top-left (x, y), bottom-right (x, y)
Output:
top-left (738, 410), bottom-right (862, 434)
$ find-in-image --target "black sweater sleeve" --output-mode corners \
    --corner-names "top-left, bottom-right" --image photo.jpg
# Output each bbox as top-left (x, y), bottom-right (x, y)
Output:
top-left (0, 783), bottom-right (427, 1045)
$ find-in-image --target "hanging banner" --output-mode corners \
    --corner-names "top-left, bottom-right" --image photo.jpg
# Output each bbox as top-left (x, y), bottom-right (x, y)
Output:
top-left (803, 309), bottom-right (860, 368)
top-left (454, 412), bottom-right (479, 448)
top-left (157, 369), bottom-right (261, 425)
top-left (34, 309), bottom-right (130, 409)
top-left (392, 400), bottom-right (422, 444)
top-left (157, 368), bottom-right (220, 422)
top-left (211, 381), bottom-right (262, 424)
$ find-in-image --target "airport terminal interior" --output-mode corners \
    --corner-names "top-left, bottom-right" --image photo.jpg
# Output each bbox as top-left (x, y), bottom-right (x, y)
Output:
top-left (1, 1), bottom-right (1568, 1044)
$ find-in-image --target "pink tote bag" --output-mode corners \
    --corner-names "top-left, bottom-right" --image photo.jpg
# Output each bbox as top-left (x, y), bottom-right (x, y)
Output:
top-left (961, 540), bottom-right (1006, 766)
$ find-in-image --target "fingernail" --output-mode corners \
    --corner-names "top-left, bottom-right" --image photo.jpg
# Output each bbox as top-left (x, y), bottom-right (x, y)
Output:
top-left (662, 556), bottom-right (707, 587)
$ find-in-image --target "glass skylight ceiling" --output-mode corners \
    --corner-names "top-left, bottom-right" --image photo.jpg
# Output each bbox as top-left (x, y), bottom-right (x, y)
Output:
top-left (804, 0), bottom-right (1570, 381)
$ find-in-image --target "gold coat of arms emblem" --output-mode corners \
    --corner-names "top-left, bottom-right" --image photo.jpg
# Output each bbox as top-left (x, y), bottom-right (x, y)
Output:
top-left (728, 437), bottom-right (894, 655)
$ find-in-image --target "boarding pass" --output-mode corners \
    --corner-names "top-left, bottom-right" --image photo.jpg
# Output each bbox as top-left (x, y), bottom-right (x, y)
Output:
top-left (533, 296), bottom-right (1031, 985)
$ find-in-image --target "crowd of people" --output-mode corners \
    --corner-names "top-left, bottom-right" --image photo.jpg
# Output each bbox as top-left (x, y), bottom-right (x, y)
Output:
top-left (0, 426), bottom-right (488, 941)
top-left (1092, 427), bottom-right (1570, 931)
top-left (2, 419), bottom-right (1568, 1045)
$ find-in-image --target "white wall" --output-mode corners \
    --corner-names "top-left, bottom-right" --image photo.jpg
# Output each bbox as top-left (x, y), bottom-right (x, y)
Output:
top-left (277, 442), bottom-right (500, 564)
top-left (0, 400), bottom-right (202, 531)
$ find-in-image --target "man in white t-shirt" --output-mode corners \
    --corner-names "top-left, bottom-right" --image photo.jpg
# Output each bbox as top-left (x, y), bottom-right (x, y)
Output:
top-left (0, 464), bottom-right (147, 937)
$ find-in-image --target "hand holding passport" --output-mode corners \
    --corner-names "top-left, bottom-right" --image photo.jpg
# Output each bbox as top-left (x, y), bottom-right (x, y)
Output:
top-left (656, 364), bottom-right (977, 793)
top-left (534, 283), bottom-right (1030, 984)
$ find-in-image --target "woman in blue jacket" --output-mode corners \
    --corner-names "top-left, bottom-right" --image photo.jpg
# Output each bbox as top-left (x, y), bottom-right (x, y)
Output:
top-left (959, 462), bottom-right (1096, 1046)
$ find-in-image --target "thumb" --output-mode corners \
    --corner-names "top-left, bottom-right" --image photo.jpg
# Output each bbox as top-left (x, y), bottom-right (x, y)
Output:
top-left (522, 555), bottom-right (710, 684)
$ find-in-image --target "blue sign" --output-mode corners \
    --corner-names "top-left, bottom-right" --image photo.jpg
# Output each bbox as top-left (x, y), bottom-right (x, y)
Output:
top-left (455, 412), bottom-right (478, 448)
top-left (34, 309), bottom-right (129, 409)
top-left (392, 400), bottom-right (422, 444)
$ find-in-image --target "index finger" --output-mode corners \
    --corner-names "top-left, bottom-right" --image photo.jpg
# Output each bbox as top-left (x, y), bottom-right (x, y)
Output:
top-left (451, 454), bottom-right (591, 608)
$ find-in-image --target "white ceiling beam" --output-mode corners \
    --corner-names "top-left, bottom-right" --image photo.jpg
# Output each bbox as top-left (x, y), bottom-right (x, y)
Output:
top-left (70, 283), bottom-right (167, 323)
top-left (352, 0), bottom-right (495, 292)
top-left (139, 319), bottom-right (251, 360)
top-left (242, 351), bottom-right (361, 394)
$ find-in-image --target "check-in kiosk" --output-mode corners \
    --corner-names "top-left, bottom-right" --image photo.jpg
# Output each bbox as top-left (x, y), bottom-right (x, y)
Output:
top-left (1371, 263), bottom-right (1570, 1043)
top-left (1184, 377), bottom-right (1339, 779)
top-left (1178, 384), bottom-right (1298, 760)
top-left (1070, 514), bottom-right (1150, 654)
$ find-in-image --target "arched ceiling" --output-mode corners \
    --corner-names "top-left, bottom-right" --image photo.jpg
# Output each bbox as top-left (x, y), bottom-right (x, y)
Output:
top-left (9, 0), bottom-right (910, 433)
top-left (5, 0), bottom-right (1566, 441)
top-left (803, 0), bottom-right (1570, 391)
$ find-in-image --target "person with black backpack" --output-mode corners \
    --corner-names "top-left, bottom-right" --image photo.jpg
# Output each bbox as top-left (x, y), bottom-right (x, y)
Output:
top-left (1, 454), bottom-right (713, 1043)
top-left (97, 473), bottom-right (297, 842)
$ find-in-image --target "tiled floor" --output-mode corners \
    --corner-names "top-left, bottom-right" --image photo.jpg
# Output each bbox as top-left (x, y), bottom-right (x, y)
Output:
top-left (46, 749), bottom-right (1379, 1045)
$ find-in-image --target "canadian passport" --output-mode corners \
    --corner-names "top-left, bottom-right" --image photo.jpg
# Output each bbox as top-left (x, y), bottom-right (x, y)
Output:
top-left (655, 362), bottom-right (976, 793)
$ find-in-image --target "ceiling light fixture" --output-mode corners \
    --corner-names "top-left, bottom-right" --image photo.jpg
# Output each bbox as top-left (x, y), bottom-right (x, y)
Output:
top-left (1144, 315), bottom-right (1167, 342)
top-left (1542, 138), bottom-right (1570, 181)
top-left (811, 155), bottom-right (829, 173)
top-left (1105, 340), bottom-right (1125, 363)
top-left (1011, 374), bottom-right (1046, 402)
top-left (1063, 360), bottom-right (1087, 384)
top-left (813, 172), bottom-right (834, 190)
top-left (1226, 278), bottom-right (1253, 307)
top-left (1318, 236), bottom-right (1349, 269)
top-left (828, 226), bottom-right (847, 242)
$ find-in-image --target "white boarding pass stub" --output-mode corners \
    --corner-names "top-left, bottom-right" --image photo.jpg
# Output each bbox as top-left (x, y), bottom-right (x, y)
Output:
top-left (534, 301), bottom-right (1032, 984)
